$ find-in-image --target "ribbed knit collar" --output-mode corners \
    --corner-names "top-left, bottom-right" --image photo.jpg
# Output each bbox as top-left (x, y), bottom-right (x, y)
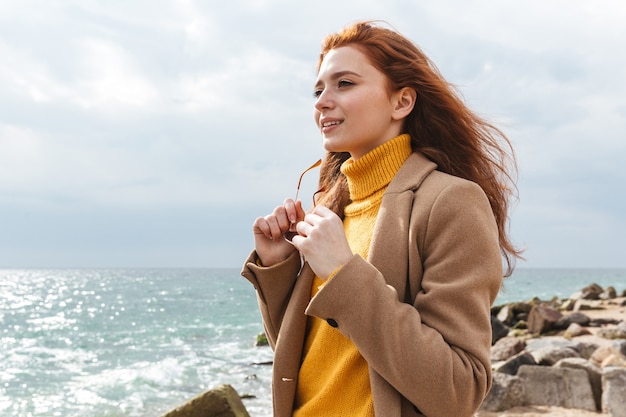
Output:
top-left (340, 134), bottom-right (412, 202)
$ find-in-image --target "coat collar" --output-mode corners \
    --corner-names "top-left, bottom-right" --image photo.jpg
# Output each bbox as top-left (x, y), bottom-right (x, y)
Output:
top-left (386, 151), bottom-right (438, 195)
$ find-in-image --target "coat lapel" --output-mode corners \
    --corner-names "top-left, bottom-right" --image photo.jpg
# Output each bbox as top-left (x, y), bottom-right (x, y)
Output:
top-left (271, 263), bottom-right (315, 416)
top-left (366, 152), bottom-right (436, 417)
top-left (368, 152), bottom-right (436, 301)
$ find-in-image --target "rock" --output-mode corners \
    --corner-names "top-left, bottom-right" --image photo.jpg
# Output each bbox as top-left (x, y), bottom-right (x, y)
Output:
top-left (511, 320), bottom-right (527, 330)
top-left (491, 336), bottom-right (527, 361)
top-left (493, 351), bottom-right (536, 376)
top-left (600, 286), bottom-right (618, 300)
top-left (530, 346), bottom-right (581, 366)
top-left (517, 365), bottom-right (596, 411)
top-left (555, 311), bottom-right (591, 329)
top-left (496, 304), bottom-right (516, 326)
top-left (484, 286), bottom-right (626, 415)
top-left (602, 367), bottom-right (626, 417)
top-left (480, 373), bottom-right (524, 412)
top-left (528, 304), bottom-right (563, 335)
top-left (255, 332), bottom-right (269, 346)
top-left (590, 317), bottom-right (622, 327)
top-left (571, 283), bottom-right (604, 301)
top-left (574, 299), bottom-right (603, 312)
top-left (495, 302), bottom-right (532, 327)
top-left (525, 337), bottom-right (598, 360)
top-left (597, 322), bottom-right (626, 340)
top-left (571, 341), bottom-right (601, 360)
top-left (525, 336), bottom-right (573, 351)
top-left (491, 315), bottom-right (509, 344)
top-left (554, 358), bottom-right (602, 411)
top-left (591, 343), bottom-right (626, 368)
top-left (591, 346), bottom-right (616, 367)
top-left (161, 384), bottom-right (250, 417)
top-left (564, 322), bottom-right (591, 338)
top-left (601, 354), bottom-right (626, 368)
top-left (561, 298), bottom-right (577, 311)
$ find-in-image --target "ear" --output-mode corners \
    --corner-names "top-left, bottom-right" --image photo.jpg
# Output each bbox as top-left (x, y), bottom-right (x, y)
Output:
top-left (391, 87), bottom-right (417, 121)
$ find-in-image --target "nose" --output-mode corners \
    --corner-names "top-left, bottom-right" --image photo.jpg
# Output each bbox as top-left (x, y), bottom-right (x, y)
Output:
top-left (314, 88), bottom-right (333, 112)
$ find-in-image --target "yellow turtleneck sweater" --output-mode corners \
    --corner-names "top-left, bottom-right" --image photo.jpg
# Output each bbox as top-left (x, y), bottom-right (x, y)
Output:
top-left (293, 134), bottom-right (413, 416)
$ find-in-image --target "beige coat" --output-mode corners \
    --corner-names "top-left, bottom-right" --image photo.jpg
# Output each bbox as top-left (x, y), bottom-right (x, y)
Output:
top-left (241, 152), bottom-right (503, 417)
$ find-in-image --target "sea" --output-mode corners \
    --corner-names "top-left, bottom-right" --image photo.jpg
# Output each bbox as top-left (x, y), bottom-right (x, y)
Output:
top-left (1, 267), bottom-right (625, 417)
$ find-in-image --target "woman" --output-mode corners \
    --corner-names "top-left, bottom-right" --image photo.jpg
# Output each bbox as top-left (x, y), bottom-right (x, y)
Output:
top-left (241, 21), bottom-right (522, 417)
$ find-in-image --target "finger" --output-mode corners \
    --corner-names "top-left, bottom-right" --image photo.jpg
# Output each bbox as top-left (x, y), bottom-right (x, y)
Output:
top-left (256, 216), bottom-right (288, 241)
top-left (283, 198), bottom-right (298, 224)
top-left (312, 204), bottom-right (333, 217)
top-left (271, 204), bottom-right (291, 223)
top-left (253, 217), bottom-right (272, 239)
top-left (303, 211), bottom-right (322, 228)
top-left (266, 215), bottom-right (287, 241)
top-left (289, 233), bottom-right (303, 250)
top-left (295, 200), bottom-right (305, 220)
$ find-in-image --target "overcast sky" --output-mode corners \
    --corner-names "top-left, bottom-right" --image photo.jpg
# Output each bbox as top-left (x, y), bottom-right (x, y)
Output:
top-left (1, 0), bottom-right (625, 269)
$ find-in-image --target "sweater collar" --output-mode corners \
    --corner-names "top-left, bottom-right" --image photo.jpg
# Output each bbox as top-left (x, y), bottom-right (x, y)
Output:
top-left (340, 134), bottom-right (412, 201)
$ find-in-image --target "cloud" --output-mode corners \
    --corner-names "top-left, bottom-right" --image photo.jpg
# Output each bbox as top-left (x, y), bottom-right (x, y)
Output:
top-left (1, 0), bottom-right (625, 267)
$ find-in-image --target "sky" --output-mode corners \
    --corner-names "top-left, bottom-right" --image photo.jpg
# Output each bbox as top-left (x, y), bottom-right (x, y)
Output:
top-left (1, 0), bottom-right (625, 269)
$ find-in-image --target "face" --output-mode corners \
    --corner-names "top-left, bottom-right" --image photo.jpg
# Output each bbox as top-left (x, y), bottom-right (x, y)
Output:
top-left (313, 46), bottom-right (405, 160)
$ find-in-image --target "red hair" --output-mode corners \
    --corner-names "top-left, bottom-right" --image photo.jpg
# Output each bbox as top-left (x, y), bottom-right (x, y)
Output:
top-left (315, 21), bottom-right (523, 276)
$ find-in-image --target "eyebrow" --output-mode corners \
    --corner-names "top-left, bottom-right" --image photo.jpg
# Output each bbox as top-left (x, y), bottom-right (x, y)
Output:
top-left (314, 70), bottom-right (362, 88)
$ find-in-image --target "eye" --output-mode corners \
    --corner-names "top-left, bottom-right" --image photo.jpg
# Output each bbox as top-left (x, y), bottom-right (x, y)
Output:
top-left (313, 79), bottom-right (354, 98)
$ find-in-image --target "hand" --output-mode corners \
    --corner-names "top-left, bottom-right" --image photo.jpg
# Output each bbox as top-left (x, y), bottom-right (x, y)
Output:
top-left (291, 205), bottom-right (353, 280)
top-left (253, 198), bottom-right (304, 266)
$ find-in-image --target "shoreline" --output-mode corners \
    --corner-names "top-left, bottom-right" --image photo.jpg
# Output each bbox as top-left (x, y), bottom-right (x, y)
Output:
top-left (478, 289), bottom-right (626, 417)
top-left (162, 286), bottom-right (626, 417)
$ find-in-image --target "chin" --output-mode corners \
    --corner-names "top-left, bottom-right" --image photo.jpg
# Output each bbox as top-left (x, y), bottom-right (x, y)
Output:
top-left (322, 138), bottom-right (344, 153)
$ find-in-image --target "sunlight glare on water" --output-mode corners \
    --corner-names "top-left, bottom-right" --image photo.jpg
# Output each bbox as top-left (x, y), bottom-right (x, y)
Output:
top-left (0, 268), bottom-right (273, 417)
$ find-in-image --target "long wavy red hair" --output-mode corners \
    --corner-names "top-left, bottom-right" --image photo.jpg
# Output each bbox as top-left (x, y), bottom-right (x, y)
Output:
top-left (314, 21), bottom-right (523, 276)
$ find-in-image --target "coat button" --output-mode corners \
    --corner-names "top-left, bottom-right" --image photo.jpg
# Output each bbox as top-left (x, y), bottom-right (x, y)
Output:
top-left (327, 318), bottom-right (338, 327)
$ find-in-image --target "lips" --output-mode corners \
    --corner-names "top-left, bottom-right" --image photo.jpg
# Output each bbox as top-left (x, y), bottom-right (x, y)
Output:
top-left (322, 120), bottom-right (342, 127)
top-left (320, 118), bottom-right (343, 132)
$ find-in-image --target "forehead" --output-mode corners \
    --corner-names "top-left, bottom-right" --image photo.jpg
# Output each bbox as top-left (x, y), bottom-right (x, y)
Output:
top-left (316, 46), bottom-right (376, 80)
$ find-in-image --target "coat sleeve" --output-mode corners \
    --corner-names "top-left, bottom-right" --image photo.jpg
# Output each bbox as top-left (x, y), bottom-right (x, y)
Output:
top-left (305, 179), bottom-right (502, 417)
top-left (241, 250), bottom-right (303, 349)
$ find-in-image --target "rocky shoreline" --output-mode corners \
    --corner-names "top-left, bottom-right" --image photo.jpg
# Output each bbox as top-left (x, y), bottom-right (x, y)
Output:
top-left (478, 283), bottom-right (626, 417)
top-left (163, 283), bottom-right (626, 417)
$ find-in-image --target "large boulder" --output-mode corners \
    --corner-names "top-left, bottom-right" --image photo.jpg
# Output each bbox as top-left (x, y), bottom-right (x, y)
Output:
top-left (602, 367), bottom-right (626, 417)
top-left (529, 345), bottom-right (581, 366)
top-left (597, 321), bottom-right (626, 340)
top-left (555, 311), bottom-right (591, 329)
top-left (590, 342), bottom-right (626, 368)
top-left (527, 304), bottom-right (563, 335)
top-left (491, 336), bottom-right (526, 361)
top-left (517, 365), bottom-right (596, 411)
top-left (570, 283), bottom-right (604, 300)
top-left (161, 384), bottom-right (250, 417)
top-left (554, 357), bottom-right (602, 411)
top-left (480, 373), bottom-right (524, 412)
